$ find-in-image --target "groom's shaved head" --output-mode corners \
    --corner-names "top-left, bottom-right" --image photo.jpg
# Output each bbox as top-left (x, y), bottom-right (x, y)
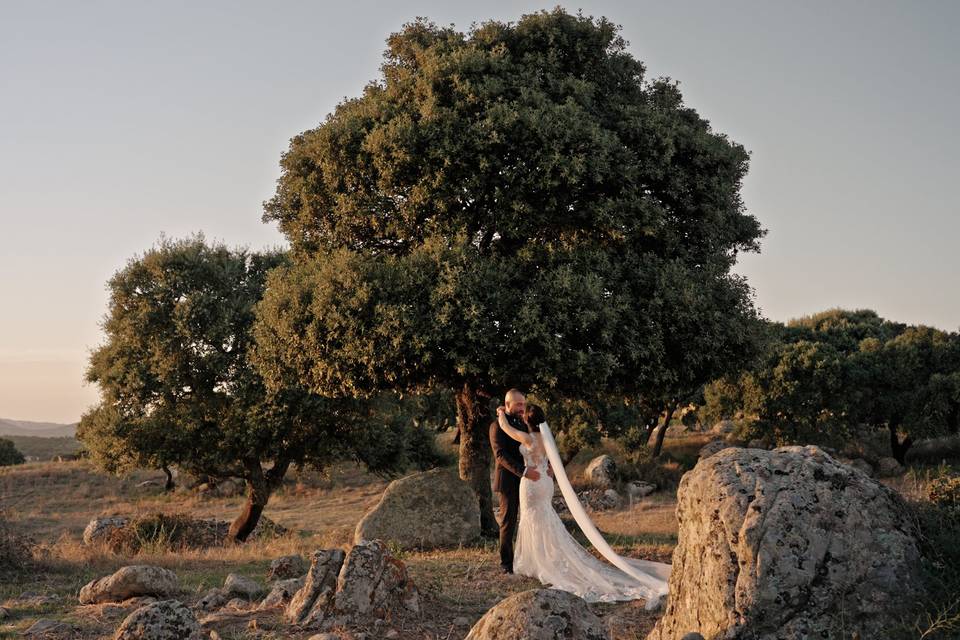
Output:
top-left (505, 389), bottom-right (526, 416)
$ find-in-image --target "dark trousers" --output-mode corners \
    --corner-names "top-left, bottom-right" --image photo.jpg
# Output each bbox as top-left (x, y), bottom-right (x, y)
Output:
top-left (496, 486), bottom-right (520, 569)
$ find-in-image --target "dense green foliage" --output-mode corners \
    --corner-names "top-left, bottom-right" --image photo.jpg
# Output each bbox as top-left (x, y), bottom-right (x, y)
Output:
top-left (79, 236), bottom-right (437, 541)
top-left (0, 438), bottom-right (25, 466)
top-left (253, 9), bottom-right (766, 530)
top-left (703, 309), bottom-right (960, 460)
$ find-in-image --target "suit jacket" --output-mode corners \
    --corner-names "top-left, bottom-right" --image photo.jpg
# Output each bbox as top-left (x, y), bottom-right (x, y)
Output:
top-left (490, 412), bottom-right (528, 494)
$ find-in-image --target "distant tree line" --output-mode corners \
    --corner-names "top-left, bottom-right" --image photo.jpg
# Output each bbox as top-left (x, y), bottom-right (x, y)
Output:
top-left (700, 309), bottom-right (960, 463)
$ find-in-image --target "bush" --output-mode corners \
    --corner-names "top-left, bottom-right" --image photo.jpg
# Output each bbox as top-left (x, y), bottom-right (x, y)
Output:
top-left (0, 511), bottom-right (31, 573)
top-left (0, 438), bottom-right (25, 466)
top-left (105, 513), bottom-right (289, 553)
top-left (928, 474), bottom-right (960, 509)
top-left (906, 466), bottom-right (960, 638)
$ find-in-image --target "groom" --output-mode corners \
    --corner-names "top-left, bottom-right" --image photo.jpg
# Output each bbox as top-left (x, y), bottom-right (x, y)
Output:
top-left (489, 388), bottom-right (541, 574)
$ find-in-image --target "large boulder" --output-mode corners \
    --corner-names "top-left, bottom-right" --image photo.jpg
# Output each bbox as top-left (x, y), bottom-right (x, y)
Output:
top-left (583, 455), bottom-right (616, 488)
top-left (79, 565), bottom-right (179, 604)
top-left (648, 445), bottom-right (926, 640)
top-left (114, 599), bottom-right (203, 640)
top-left (465, 589), bottom-right (608, 640)
top-left (354, 468), bottom-right (479, 550)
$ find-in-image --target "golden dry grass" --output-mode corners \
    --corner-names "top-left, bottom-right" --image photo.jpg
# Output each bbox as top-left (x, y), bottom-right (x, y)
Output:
top-left (0, 451), bottom-right (680, 639)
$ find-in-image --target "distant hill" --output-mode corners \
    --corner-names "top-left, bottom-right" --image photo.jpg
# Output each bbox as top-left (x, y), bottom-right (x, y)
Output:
top-left (0, 418), bottom-right (77, 438)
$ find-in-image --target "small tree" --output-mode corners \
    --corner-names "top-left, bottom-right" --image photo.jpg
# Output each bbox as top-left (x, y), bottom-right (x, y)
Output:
top-left (0, 439), bottom-right (25, 466)
top-left (80, 236), bottom-right (429, 542)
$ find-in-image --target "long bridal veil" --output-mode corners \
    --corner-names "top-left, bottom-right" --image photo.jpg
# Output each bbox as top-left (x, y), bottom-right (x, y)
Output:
top-left (538, 421), bottom-right (671, 604)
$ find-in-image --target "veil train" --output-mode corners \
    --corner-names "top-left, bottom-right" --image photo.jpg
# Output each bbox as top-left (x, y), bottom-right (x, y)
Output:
top-left (537, 421), bottom-right (671, 604)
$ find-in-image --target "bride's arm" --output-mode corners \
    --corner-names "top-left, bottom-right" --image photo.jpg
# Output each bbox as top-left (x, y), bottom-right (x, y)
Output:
top-left (496, 407), bottom-right (533, 446)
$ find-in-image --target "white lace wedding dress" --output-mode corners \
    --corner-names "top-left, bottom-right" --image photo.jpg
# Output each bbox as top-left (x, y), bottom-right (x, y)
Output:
top-left (512, 424), bottom-right (671, 609)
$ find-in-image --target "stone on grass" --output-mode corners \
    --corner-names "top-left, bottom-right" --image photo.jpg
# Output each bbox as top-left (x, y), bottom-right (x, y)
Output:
top-left (354, 468), bottom-right (480, 550)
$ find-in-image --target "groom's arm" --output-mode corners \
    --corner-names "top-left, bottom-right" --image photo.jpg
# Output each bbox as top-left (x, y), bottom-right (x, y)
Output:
top-left (489, 420), bottom-right (525, 479)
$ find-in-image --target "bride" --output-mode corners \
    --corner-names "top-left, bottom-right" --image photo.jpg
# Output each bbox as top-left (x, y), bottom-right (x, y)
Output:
top-left (495, 403), bottom-right (671, 610)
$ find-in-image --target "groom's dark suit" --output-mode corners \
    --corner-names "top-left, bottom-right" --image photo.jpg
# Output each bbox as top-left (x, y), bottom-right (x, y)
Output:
top-left (489, 412), bottom-right (528, 572)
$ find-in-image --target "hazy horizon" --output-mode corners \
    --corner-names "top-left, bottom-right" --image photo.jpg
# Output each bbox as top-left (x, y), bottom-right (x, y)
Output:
top-left (2, 1), bottom-right (958, 423)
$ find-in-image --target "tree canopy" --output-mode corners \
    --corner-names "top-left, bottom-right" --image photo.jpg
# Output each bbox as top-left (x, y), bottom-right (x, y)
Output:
top-left (79, 236), bottom-right (434, 541)
top-left (253, 9), bottom-right (766, 530)
top-left (704, 308), bottom-right (960, 462)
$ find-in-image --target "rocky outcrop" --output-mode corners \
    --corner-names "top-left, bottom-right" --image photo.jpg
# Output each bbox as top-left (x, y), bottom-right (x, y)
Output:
top-left (583, 455), bottom-right (616, 488)
top-left (465, 589), bottom-right (608, 640)
top-left (354, 468), bottom-right (479, 550)
top-left (286, 549), bottom-right (346, 624)
top-left (648, 445), bottom-right (926, 640)
top-left (114, 599), bottom-right (203, 640)
top-left (79, 565), bottom-right (179, 604)
top-left (288, 540), bottom-right (419, 630)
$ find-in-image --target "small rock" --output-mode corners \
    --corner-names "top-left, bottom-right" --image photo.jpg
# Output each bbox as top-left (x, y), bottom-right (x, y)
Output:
top-left (267, 554), bottom-right (307, 581)
top-left (79, 565), bottom-right (178, 604)
top-left (258, 577), bottom-right (304, 610)
top-left (24, 619), bottom-right (72, 636)
top-left (306, 634), bottom-right (340, 640)
top-left (681, 634), bottom-right (705, 640)
top-left (223, 573), bottom-right (264, 600)
top-left (603, 488), bottom-right (621, 506)
top-left (224, 597), bottom-right (247, 609)
top-left (384, 630), bottom-right (399, 639)
top-left (83, 516), bottom-right (129, 545)
top-left (115, 599), bottom-right (204, 640)
top-left (627, 481), bottom-right (657, 499)
top-left (196, 588), bottom-right (227, 612)
top-left (453, 616), bottom-right (471, 626)
top-left (583, 455), bottom-right (617, 488)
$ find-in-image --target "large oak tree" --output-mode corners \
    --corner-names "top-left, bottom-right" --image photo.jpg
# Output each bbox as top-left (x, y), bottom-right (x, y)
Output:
top-left (253, 10), bottom-right (765, 532)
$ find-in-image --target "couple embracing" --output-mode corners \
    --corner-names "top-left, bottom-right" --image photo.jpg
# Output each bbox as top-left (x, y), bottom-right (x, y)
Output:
top-left (488, 389), bottom-right (670, 609)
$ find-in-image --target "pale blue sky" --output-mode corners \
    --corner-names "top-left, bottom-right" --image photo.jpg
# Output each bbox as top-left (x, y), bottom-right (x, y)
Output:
top-left (1, 1), bottom-right (957, 423)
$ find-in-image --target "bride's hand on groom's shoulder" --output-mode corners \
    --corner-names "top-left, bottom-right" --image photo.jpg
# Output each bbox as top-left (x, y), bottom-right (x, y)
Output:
top-left (496, 406), bottom-right (507, 417)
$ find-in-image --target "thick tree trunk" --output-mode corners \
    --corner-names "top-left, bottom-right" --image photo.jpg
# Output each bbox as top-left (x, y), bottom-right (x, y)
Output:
top-left (456, 382), bottom-right (496, 536)
top-left (228, 458), bottom-right (291, 543)
top-left (888, 423), bottom-right (913, 465)
top-left (652, 402), bottom-right (680, 459)
top-left (162, 465), bottom-right (175, 492)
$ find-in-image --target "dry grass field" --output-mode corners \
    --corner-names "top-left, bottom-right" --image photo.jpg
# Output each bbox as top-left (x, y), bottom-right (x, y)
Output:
top-left (1, 432), bottom-right (955, 639)
top-left (0, 436), bottom-right (694, 640)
